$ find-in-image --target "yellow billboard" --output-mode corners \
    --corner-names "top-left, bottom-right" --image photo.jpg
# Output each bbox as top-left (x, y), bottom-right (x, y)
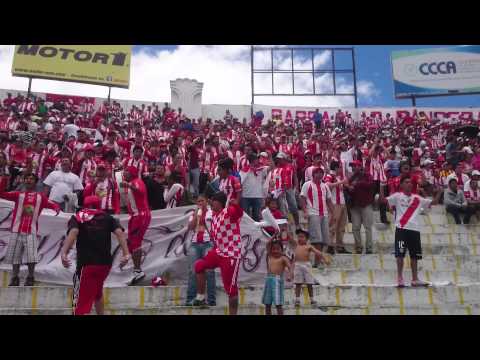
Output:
top-left (11, 45), bottom-right (132, 89)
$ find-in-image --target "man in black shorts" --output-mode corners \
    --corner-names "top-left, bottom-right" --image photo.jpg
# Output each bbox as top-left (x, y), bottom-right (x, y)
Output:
top-left (380, 175), bottom-right (441, 288)
top-left (61, 195), bottom-right (130, 315)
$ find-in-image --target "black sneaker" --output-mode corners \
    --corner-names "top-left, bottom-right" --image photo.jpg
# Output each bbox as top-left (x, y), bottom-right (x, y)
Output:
top-left (8, 276), bottom-right (19, 287)
top-left (337, 247), bottom-right (351, 254)
top-left (326, 246), bottom-right (335, 255)
top-left (192, 299), bottom-right (208, 308)
top-left (208, 301), bottom-right (217, 307)
top-left (24, 276), bottom-right (34, 286)
top-left (129, 270), bottom-right (146, 286)
top-left (365, 249), bottom-right (373, 255)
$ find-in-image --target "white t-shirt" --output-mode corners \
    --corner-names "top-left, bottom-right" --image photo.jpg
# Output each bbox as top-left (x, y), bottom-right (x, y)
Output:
top-left (240, 167), bottom-right (269, 198)
top-left (43, 170), bottom-right (84, 203)
top-left (386, 192), bottom-right (432, 232)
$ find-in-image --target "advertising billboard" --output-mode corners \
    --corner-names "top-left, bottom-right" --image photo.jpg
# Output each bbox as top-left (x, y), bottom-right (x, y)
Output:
top-left (11, 45), bottom-right (132, 89)
top-left (391, 45), bottom-right (480, 98)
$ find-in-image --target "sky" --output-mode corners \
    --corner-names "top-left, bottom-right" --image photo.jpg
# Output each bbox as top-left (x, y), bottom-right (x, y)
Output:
top-left (1, 45), bottom-right (480, 108)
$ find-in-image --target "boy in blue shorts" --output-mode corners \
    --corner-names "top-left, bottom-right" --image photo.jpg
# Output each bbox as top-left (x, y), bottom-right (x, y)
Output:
top-left (262, 240), bottom-right (292, 315)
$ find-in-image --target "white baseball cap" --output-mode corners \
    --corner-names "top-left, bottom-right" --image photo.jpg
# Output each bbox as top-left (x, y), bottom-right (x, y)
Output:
top-left (472, 170), bottom-right (480, 177)
top-left (446, 174), bottom-right (458, 184)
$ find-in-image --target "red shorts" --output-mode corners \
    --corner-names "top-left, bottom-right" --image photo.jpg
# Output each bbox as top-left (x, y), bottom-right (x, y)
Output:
top-left (194, 249), bottom-right (239, 297)
top-left (73, 265), bottom-right (111, 315)
top-left (128, 214), bottom-right (151, 253)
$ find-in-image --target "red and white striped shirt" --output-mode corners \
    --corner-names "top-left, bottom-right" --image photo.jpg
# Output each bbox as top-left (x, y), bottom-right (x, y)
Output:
top-left (79, 158), bottom-right (97, 185)
top-left (123, 157), bottom-right (148, 177)
top-left (219, 175), bottom-right (242, 204)
top-left (465, 187), bottom-right (480, 201)
top-left (200, 149), bottom-right (218, 174)
top-left (369, 155), bottom-right (387, 184)
top-left (300, 180), bottom-right (332, 217)
top-left (0, 192), bottom-right (59, 234)
top-left (324, 173), bottom-right (345, 205)
top-left (164, 183), bottom-right (184, 209)
top-left (31, 151), bottom-right (47, 179)
top-left (212, 203), bottom-right (243, 259)
top-left (83, 178), bottom-right (120, 214)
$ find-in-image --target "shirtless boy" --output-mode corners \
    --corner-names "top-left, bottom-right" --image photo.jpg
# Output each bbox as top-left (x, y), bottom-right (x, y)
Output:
top-left (293, 229), bottom-right (329, 307)
top-left (262, 240), bottom-right (292, 315)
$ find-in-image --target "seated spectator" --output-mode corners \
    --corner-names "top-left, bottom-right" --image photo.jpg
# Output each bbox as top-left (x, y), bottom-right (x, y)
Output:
top-left (444, 175), bottom-right (475, 224)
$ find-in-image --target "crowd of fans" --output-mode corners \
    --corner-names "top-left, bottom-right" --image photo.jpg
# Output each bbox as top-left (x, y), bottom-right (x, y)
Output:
top-left (1, 90), bottom-right (480, 257)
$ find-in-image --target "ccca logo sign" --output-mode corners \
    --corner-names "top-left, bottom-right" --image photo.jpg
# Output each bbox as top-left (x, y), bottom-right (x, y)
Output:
top-left (419, 61), bottom-right (457, 75)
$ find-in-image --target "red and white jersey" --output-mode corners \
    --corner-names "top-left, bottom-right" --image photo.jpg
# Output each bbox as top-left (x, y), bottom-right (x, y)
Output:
top-left (211, 204), bottom-right (243, 259)
top-left (0, 191), bottom-right (59, 234)
top-left (278, 143), bottom-right (292, 155)
top-left (7, 119), bottom-right (19, 131)
top-left (123, 157), bottom-right (148, 177)
top-left (308, 141), bottom-right (321, 156)
top-left (200, 149), bottom-right (218, 173)
top-left (431, 134), bottom-right (444, 150)
top-left (465, 187), bottom-right (480, 201)
top-left (163, 183), bottom-right (184, 209)
top-left (423, 169), bottom-right (434, 184)
top-left (386, 192), bottom-right (432, 232)
top-left (19, 101), bottom-right (35, 113)
top-left (83, 102), bottom-right (94, 114)
top-left (267, 168), bottom-right (284, 193)
top-left (79, 158), bottom-right (97, 185)
top-left (227, 150), bottom-right (243, 172)
top-left (300, 181), bottom-right (332, 217)
top-left (219, 175), bottom-right (242, 204)
top-left (455, 173), bottom-right (470, 191)
top-left (369, 155), bottom-right (387, 184)
top-left (324, 173), bottom-right (345, 205)
top-left (31, 151), bottom-right (47, 179)
top-left (83, 178), bottom-right (120, 214)
top-left (124, 178), bottom-right (150, 217)
top-left (239, 155), bottom-right (250, 173)
top-left (304, 165), bottom-right (318, 184)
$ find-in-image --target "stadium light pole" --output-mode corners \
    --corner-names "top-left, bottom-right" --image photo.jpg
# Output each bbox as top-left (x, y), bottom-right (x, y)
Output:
top-left (250, 45), bottom-right (254, 118)
top-left (27, 77), bottom-right (32, 98)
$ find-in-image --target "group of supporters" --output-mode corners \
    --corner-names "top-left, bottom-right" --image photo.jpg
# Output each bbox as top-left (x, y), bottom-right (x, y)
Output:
top-left (1, 90), bottom-right (480, 314)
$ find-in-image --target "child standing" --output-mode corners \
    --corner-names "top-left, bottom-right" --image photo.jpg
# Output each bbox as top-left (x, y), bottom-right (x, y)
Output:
top-left (262, 240), bottom-right (292, 315)
top-left (292, 229), bottom-right (329, 307)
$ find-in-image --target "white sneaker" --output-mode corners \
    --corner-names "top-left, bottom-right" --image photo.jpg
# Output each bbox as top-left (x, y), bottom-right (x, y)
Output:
top-left (129, 270), bottom-right (146, 286)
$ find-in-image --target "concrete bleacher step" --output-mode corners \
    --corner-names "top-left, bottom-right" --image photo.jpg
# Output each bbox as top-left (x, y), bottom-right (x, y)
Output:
top-left (0, 283), bottom-right (479, 311)
top-left (1, 304), bottom-right (478, 315)
top-left (313, 269), bottom-right (479, 286)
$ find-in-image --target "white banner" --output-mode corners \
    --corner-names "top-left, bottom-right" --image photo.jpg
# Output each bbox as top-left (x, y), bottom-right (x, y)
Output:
top-left (0, 200), bottom-right (270, 287)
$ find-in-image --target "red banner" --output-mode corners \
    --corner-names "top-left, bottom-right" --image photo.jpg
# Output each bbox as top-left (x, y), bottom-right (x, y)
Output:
top-left (45, 93), bottom-right (95, 105)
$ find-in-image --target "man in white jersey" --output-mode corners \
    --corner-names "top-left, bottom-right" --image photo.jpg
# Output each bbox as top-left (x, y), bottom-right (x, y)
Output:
top-left (380, 175), bottom-right (441, 288)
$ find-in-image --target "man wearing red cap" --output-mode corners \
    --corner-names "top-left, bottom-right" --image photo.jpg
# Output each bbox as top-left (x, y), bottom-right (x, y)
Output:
top-left (121, 165), bottom-right (151, 285)
top-left (61, 195), bottom-right (130, 315)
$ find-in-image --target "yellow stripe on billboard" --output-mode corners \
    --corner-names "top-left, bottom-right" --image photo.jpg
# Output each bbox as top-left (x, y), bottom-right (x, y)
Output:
top-left (12, 45), bottom-right (131, 89)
